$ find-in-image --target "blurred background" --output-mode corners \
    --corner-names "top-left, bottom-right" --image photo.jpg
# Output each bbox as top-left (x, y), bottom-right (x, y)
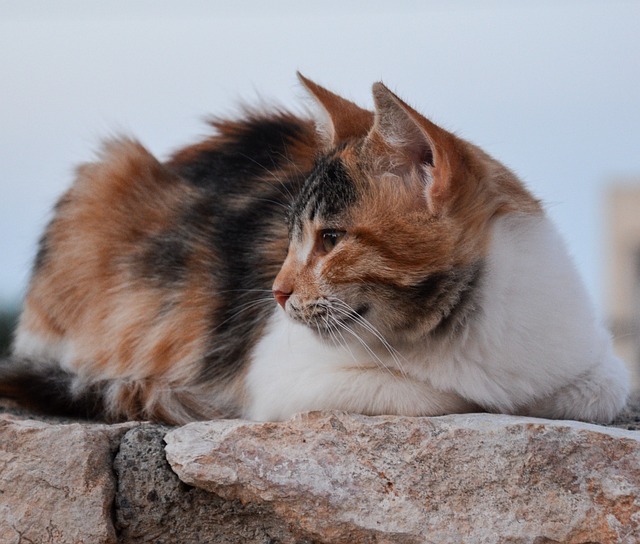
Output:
top-left (1, 1), bottom-right (639, 382)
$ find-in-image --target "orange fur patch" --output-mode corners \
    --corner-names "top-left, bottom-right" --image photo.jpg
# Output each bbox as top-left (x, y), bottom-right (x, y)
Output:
top-left (22, 139), bottom-right (211, 383)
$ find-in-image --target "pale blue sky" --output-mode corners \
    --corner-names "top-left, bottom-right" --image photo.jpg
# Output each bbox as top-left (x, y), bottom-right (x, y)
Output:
top-left (1, 1), bottom-right (639, 316)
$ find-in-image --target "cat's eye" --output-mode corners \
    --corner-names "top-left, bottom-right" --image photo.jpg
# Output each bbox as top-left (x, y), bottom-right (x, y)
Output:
top-left (319, 229), bottom-right (346, 254)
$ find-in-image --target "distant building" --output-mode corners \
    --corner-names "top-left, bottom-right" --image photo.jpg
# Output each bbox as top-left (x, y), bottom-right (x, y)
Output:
top-left (607, 182), bottom-right (640, 388)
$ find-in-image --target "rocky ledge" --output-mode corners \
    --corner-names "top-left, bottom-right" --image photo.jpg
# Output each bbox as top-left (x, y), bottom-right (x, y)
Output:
top-left (1, 397), bottom-right (639, 544)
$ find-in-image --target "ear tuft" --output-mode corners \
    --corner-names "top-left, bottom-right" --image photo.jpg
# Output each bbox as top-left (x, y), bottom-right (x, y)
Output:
top-left (298, 73), bottom-right (373, 146)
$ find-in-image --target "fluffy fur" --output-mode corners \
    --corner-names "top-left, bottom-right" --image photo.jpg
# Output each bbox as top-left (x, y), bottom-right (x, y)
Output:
top-left (1, 75), bottom-right (629, 424)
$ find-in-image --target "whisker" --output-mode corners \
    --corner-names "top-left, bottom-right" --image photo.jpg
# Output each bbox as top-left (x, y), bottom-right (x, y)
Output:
top-left (331, 317), bottom-right (398, 377)
top-left (210, 288), bottom-right (274, 296)
top-left (252, 196), bottom-right (291, 211)
top-left (321, 314), bottom-right (341, 351)
top-left (322, 312), bottom-right (354, 358)
top-left (210, 296), bottom-right (275, 333)
top-left (236, 151), bottom-right (298, 203)
top-left (330, 299), bottom-right (404, 359)
top-left (328, 317), bottom-right (359, 364)
top-left (272, 149), bottom-right (308, 180)
top-left (330, 299), bottom-right (409, 378)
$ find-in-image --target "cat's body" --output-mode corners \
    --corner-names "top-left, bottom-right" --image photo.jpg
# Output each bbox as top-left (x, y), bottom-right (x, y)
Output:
top-left (1, 76), bottom-right (629, 424)
top-left (248, 214), bottom-right (626, 422)
top-left (7, 111), bottom-right (319, 423)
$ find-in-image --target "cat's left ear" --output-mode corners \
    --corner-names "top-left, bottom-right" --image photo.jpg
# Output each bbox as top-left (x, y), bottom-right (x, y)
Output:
top-left (368, 83), bottom-right (458, 212)
top-left (298, 72), bottom-right (374, 147)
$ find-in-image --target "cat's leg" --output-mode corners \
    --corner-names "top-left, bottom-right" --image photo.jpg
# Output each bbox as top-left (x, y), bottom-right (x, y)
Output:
top-left (521, 355), bottom-right (629, 423)
top-left (247, 365), bottom-right (476, 422)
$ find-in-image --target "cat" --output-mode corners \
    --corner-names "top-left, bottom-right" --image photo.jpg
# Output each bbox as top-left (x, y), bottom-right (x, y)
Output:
top-left (0, 74), bottom-right (629, 425)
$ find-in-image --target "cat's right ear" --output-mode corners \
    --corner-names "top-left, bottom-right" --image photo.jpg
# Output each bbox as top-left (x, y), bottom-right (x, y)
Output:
top-left (297, 72), bottom-right (373, 147)
top-left (367, 82), bottom-right (460, 214)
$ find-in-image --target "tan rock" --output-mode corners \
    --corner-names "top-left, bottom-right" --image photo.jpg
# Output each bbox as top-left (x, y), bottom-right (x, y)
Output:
top-left (0, 413), bottom-right (135, 544)
top-left (165, 412), bottom-right (640, 544)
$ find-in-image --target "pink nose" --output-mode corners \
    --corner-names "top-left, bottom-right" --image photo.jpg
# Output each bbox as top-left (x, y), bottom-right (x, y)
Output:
top-left (273, 289), bottom-right (291, 309)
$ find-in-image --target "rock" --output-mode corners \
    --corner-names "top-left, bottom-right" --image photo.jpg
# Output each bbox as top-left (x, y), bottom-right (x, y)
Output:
top-left (115, 424), bottom-right (304, 543)
top-left (2, 390), bottom-right (640, 544)
top-left (0, 412), bottom-right (135, 544)
top-left (165, 411), bottom-right (640, 544)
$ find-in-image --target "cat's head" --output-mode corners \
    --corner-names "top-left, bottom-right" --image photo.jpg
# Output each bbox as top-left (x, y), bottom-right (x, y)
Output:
top-left (273, 75), bottom-right (540, 349)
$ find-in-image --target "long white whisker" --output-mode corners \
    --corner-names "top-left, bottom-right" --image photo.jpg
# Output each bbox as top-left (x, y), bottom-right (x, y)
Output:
top-left (321, 313), bottom-right (342, 351)
top-left (330, 299), bottom-right (409, 378)
top-left (319, 309), bottom-right (358, 362)
top-left (328, 316), bottom-right (360, 365)
top-left (331, 318), bottom-right (397, 377)
top-left (330, 300), bottom-right (405, 361)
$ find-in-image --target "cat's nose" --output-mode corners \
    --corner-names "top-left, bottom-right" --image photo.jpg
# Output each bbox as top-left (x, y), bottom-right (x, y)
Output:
top-left (273, 289), bottom-right (292, 309)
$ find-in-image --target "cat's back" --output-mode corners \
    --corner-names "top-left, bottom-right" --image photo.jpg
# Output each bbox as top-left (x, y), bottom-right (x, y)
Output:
top-left (9, 110), bottom-right (318, 422)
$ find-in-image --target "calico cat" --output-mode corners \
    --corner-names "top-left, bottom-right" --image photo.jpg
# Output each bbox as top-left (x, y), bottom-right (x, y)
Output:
top-left (0, 74), bottom-right (629, 424)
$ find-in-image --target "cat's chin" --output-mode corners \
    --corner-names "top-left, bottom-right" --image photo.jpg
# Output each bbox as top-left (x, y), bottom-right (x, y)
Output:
top-left (284, 301), bottom-right (374, 345)
top-left (283, 314), bottom-right (344, 343)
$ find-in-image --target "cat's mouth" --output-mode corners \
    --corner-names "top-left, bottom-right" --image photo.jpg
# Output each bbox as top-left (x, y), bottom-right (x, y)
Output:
top-left (288, 300), bottom-right (370, 339)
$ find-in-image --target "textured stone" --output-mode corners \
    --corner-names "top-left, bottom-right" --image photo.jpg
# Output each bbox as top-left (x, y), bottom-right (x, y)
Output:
top-left (0, 412), bottom-right (134, 544)
top-left (1, 392), bottom-right (640, 543)
top-left (165, 411), bottom-right (640, 544)
top-left (115, 424), bottom-right (304, 543)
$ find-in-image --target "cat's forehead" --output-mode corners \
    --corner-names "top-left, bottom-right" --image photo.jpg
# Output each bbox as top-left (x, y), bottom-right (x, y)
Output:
top-left (288, 151), bottom-right (359, 235)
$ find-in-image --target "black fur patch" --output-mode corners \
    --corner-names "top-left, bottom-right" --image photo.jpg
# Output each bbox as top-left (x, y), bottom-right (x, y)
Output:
top-left (0, 357), bottom-right (107, 420)
top-left (193, 182), bottom-right (299, 383)
top-left (392, 261), bottom-right (483, 338)
top-left (136, 233), bottom-right (191, 285)
top-left (431, 262), bottom-right (484, 338)
top-left (174, 117), bottom-right (308, 191)
top-left (289, 157), bottom-right (357, 235)
top-left (166, 116), bottom-right (315, 383)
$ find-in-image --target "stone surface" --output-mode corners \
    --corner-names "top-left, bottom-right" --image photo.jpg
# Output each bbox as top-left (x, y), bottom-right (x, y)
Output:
top-left (165, 411), bottom-right (640, 544)
top-left (1, 391), bottom-right (640, 544)
top-left (0, 412), bottom-right (135, 544)
top-left (115, 424), bottom-right (304, 543)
